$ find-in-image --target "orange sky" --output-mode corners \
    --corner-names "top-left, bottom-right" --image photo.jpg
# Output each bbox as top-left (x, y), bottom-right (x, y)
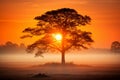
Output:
top-left (0, 0), bottom-right (120, 48)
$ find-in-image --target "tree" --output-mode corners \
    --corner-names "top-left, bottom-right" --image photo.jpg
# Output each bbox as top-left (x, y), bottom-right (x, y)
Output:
top-left (21, 8), bottom-right (93, 64)
top-left (111, 41), bottom-right (120, 53)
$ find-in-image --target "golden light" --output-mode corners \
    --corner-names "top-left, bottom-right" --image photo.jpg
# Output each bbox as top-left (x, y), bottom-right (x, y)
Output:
top-left (53, 33), bottom-right (62, 41)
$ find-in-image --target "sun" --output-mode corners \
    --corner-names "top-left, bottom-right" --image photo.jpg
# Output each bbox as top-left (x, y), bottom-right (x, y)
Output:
top-left (54, 33), bottom-right (62, 41)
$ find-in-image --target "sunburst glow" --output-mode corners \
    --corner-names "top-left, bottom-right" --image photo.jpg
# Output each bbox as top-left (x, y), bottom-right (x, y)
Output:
top-left (54, 33), bottom-right (62, 41)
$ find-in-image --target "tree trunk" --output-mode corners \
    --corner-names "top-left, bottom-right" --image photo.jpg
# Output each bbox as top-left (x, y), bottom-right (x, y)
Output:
top-left (61, 51), bottom-right (65, 64)
top-left (61, 30), bottom-right (65, 65)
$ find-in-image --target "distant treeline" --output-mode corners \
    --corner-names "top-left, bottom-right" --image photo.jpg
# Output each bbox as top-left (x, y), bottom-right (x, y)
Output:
top-left (0, 41), bottom-right (26, 53)
top-left (0, 41), bottom-right (120, 54)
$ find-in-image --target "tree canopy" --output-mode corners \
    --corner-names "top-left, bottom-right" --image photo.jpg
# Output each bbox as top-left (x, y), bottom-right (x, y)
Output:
top-left (111, 41), bottom-right (120, 53)
top-left (21, 8), bottom-right (93, 64)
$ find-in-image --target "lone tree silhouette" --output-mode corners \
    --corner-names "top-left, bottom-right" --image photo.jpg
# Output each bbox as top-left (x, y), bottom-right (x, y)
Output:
top-left (21, 8), bottom-right (93, 64)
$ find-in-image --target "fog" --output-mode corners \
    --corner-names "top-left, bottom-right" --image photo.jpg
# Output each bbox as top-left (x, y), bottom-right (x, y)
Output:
top-left (0, 48), bottom-right (120, 68)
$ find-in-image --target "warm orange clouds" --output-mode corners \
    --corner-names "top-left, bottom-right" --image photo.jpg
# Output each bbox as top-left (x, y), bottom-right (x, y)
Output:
top-left (0, 0), bottom-right (120, 48)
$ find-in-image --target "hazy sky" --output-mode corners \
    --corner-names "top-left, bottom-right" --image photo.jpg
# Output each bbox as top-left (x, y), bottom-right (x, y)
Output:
top-left (0, 0), bottom-right (120, 48)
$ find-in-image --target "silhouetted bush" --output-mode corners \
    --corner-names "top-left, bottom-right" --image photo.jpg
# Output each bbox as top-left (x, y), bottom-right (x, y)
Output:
top-left (32, 73), bottom-right (49, 78)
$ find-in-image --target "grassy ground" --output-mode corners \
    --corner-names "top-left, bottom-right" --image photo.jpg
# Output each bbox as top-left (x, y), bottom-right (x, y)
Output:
top-left (0, 64), bottom-right (120, 80)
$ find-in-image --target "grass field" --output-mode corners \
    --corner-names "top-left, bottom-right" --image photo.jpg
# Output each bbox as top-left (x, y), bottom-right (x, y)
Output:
top-left (0, 63), bottom-right (120, 80)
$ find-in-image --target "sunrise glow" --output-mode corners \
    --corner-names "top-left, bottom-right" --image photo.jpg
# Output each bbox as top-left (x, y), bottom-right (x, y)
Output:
top-left (0, 0), bottom-right (120, 48)
top-left (53, 33), bottom-right (62, 41)
top-left (0, 1), bottom-right (120, 79)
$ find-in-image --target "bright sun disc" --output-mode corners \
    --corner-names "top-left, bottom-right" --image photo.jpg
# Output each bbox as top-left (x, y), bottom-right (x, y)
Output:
top-left (54, 34), bottom-right (62, 41)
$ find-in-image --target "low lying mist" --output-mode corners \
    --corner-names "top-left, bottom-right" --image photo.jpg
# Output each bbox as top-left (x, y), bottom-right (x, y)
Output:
top-left (0, 48), bottom-right (120, 68)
